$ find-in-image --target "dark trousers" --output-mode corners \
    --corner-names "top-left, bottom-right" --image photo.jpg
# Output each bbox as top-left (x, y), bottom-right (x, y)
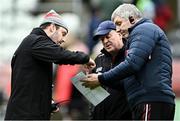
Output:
top-left (132, 102), bottom-right (175, 120)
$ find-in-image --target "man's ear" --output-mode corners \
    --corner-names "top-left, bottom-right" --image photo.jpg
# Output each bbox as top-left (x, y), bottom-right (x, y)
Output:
top-left (128, 16), bottom-right (135, 24)
top-left (49, 24), bottom-right (56, 33)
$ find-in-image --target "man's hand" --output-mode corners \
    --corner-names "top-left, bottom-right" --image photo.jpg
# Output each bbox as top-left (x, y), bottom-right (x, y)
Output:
top-left (87, 58), bottom-right (96, 69)
top-left (80, 73), bottom-right (100, 89)
top-left (83, 58), bottom-right (96, 73)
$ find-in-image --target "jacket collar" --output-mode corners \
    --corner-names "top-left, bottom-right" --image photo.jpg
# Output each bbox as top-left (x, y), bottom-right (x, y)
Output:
top-left (101, 48), bottom-right (112, 57)
top-left (100, 45), bottom-right (125, 58)
top-left (30, 27), bottom-right (56, 44)
top-left (30, 27), bottom-right (48, 36)
top-left (128, 18), bottom-right (152, 33)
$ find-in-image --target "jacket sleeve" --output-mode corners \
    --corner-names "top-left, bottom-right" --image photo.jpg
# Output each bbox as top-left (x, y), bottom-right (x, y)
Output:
top-left (31, 36), bottom-right (89, 64)
top-left (99, 26), bottom-right (156, 85)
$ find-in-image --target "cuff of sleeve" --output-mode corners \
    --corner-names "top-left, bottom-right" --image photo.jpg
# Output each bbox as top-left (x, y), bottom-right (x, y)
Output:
top-left (98, 74), bottom-right (106, 85)
top-left (85, 56), bottom-right (90, 63)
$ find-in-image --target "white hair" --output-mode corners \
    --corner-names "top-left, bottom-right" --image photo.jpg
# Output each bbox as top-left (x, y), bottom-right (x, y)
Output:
top-left (111, 3), bottom-right (143, 21)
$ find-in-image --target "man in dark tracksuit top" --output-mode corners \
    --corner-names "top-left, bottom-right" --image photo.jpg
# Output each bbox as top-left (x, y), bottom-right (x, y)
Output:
top-left (82, 4), bottom-right (175, 120)
top-left (90, 21), bottom-right (132, 120)
top-left (5, 10), bottom-right (95, 120)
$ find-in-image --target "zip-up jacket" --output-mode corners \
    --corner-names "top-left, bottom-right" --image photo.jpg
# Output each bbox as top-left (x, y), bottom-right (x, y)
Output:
top-left (5, 28), bottom-right (89, 120)
top-left (91, 47), bottom-right (131, 119)
top-left (98, 18), bottom-right (175, 108)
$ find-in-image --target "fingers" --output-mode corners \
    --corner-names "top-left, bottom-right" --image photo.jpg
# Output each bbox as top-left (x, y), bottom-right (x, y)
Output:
top-left (82, 82), bottom-right (97, 89)
top-left (80, 75), bottom-right (92, 82)
top-left (85, 71), bottom-right (89, 75)
top-left (87, 58), bottom-right (96, 68)
top-left (87, 74), bottom-right (94, 78)
top-left (87, 64), bottom-right (95, 70)
top-left (90, 62), bottom-right (96, 68)
top-left (80, 73), bottom-right (99, 89)
top-left (82, 64), bottom-right (94, 74)
top-left (82, 82), bottom-right (88, 86)
top-left (80, 74), bottom-right (95, 83)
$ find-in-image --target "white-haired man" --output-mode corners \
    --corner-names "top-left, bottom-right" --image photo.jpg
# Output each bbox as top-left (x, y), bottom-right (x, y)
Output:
top-left (82, 4), bottom-right (175, 120)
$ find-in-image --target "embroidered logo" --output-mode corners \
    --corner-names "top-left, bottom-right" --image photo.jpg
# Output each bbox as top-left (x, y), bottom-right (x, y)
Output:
top-left (96, 67), bottom-right (102, 73)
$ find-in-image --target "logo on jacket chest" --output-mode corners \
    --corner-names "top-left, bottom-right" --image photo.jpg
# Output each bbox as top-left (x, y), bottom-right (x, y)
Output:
top-left (96, 67), bottom-right (103, 73)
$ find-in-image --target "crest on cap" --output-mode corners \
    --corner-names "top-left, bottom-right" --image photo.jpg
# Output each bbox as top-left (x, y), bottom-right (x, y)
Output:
top-left (44, 10), bottom-right (61, 19)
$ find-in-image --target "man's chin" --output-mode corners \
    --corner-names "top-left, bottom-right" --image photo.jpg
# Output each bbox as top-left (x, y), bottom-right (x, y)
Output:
top-left (106, 48), bottom-right (113, 53)
top-left (123, 34), bottom-right (129, 38)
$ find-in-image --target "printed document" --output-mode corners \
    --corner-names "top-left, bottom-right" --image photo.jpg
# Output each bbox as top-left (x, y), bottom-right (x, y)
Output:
top-left (71, 72), bottom-right (110, 106)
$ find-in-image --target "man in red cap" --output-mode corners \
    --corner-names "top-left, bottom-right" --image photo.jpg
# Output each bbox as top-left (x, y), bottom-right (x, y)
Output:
top-left (4, 10), bottom-right (95, 120)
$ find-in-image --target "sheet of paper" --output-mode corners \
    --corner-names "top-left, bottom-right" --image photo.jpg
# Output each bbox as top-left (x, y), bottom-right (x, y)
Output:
top-left (71, 72), bottom-right (110, 106)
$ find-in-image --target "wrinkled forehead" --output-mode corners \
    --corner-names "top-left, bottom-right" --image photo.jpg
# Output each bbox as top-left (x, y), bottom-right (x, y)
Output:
top-left (113, 16), bottom-right (127, 25)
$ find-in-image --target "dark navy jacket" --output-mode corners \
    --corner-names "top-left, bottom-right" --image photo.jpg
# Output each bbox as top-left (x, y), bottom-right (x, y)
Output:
top-left (91, 48), bottom-right (131, 120)
top-left (99, 18), bottom-right (175, 108)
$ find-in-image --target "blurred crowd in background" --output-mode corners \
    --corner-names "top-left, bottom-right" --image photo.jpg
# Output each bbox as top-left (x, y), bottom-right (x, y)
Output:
top-left (0, 0), bottom-right (180, 120)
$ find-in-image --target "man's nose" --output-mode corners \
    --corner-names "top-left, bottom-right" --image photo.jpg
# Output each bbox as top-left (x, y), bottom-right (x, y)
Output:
top-left (102, 38), bottom-right (108, 43)
top-left (116, 26), bottom-right (121, 31)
